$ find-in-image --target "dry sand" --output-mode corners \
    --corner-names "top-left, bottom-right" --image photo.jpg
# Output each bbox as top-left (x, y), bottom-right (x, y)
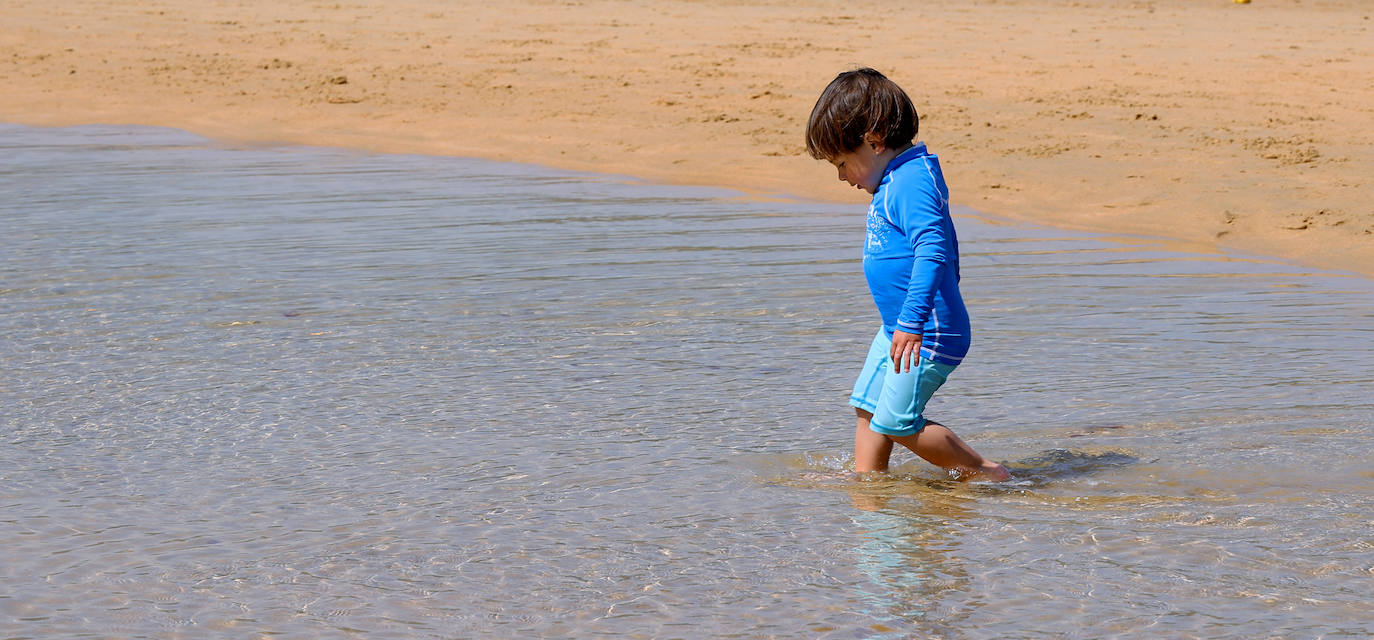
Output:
top-left (3, 0), bottom-right (1371, 277)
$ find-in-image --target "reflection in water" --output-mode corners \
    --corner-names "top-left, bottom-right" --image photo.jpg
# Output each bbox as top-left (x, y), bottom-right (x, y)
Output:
top-left (3, 124), bottom-right (1373, 638)
top-left (846, 484), bottom-right (973, 638)
top-left (770, 462), bottom-right (983, 638)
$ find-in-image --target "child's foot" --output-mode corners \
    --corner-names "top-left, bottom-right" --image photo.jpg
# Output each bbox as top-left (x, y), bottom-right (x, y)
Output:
top-left (978, 461), bottom-right (1011, 482)
top-left (948, 460), bottom-right (1010, 482)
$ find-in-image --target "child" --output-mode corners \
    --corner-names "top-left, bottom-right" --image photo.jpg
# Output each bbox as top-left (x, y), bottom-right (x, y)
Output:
top-left (805, 68), bottom-right (1009, 482)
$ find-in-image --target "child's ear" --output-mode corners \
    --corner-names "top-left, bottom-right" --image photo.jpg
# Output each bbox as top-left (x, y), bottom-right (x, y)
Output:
top-left (863, 132), bottom-right (885, 152)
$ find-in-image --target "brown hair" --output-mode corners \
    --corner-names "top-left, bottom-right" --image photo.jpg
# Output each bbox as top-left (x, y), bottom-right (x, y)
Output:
top-left (805, 68), bottom-right (918, 160)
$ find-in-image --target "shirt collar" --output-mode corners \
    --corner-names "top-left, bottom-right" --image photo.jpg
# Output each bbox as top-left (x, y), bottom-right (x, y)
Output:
top-left (882, 143), bottom-right (927, 179)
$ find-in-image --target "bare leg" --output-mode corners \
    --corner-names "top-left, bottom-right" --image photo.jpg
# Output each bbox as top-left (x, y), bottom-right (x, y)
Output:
top-left (887, 421), bottom-right (1009, 481)
top-left (854, 408), bottom-right (893, 472)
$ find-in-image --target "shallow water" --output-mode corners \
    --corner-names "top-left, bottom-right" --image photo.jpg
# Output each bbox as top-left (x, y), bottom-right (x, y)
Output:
top-left (2, 123), bottom-right (1372, 639)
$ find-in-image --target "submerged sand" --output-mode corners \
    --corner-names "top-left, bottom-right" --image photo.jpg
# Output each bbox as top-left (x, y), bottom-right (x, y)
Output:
top-left (2, 0), bottom-right (1370, 277)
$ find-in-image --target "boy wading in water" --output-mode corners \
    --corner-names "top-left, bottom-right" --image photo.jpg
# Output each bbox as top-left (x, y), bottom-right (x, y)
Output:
top-left (806, 68), bottom-right (1009, 482)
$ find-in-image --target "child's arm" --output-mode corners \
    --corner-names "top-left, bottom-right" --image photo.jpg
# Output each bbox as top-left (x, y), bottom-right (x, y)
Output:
top-left (888, 185), bottom-right (954, 373)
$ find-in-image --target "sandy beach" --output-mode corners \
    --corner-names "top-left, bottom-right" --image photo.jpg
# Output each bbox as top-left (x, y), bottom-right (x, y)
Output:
top-left (2, 0), bottom-right (1370, 277)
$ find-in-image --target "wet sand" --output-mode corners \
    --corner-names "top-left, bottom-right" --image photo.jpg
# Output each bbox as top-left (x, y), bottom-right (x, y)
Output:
top-left (2, 0), bottom-right (1370, 277)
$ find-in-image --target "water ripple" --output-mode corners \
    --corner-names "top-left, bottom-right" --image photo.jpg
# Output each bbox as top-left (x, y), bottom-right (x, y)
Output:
top-left (3, 123), bottom-right (1373, 638)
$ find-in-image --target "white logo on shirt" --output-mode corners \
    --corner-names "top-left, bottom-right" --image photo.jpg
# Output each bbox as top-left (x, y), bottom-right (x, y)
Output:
top-left (865, 202), bottom-right (896, 254)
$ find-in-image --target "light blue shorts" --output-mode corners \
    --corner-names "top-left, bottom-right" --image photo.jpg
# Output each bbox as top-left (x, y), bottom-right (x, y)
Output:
top-left (849, 329), bottom-right (957, 437)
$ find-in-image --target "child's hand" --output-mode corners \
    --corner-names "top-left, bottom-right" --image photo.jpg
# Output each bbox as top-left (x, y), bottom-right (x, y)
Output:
top-left (890, 329), bottom-right (922, 374)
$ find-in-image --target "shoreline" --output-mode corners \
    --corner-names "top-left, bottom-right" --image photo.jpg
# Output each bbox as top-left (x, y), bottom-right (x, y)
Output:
top-left (15, 118), bottom-right (1362, 284)
top-left (3, 0), bottom-right (1370, 278)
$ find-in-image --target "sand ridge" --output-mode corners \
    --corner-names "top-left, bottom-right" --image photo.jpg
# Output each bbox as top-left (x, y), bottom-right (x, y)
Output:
top-left (2, 0), bottom-right (1371, 277)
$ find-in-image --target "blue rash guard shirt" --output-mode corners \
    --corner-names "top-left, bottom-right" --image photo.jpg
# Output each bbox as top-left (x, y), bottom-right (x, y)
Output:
top-left (863, 143), bottom-right (971, 366)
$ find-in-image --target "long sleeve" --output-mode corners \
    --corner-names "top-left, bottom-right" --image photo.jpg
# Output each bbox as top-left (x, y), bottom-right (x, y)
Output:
top-left (895, 193), bottom-right (950, 332)
top-left (890, 174), bottom-right (951, 334)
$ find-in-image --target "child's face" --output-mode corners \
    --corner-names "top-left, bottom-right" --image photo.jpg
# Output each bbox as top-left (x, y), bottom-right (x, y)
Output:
top-left (828, 138), bottom-right (889, 195)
